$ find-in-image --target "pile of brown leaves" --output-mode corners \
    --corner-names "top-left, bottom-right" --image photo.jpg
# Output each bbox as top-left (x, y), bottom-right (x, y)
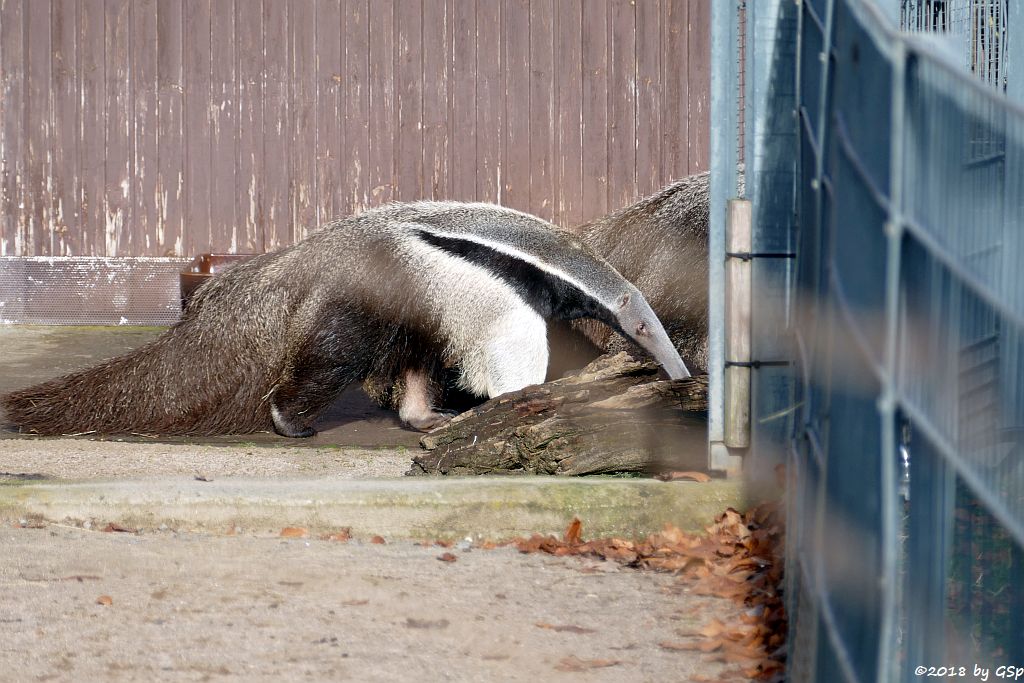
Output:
top-left (514, 502), bottom-right (786, 681)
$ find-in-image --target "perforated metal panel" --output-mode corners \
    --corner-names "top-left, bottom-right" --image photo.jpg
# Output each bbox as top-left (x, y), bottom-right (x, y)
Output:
top-left (0, 257), bottom-right (188, 326)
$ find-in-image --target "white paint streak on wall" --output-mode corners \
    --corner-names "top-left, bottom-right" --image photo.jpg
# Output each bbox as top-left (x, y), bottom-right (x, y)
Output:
top-left (105, 201), bottom-right (122, 257)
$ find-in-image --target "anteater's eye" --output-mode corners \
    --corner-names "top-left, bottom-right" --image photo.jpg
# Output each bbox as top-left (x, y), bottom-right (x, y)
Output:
top-left (636, 322), bottom-right (647, 335)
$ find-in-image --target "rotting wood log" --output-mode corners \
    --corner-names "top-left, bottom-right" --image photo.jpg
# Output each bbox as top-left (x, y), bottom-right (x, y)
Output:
top-left (407, 353), bottom-right (709, 476)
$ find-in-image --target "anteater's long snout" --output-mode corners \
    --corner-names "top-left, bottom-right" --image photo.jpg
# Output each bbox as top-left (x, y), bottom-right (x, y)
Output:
top-left (615, 292), bottom-right (691, 379)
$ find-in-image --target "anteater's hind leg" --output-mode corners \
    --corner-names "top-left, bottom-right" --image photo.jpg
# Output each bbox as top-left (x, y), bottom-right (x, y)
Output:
top-left (270, 310), bottom-right (375, 438)
top-left (398, 367), bottom-right (457, 431)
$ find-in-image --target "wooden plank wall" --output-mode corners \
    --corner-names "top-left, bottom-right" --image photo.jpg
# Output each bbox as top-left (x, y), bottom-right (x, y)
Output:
top-left (0, 0), bottom-right (711, 258)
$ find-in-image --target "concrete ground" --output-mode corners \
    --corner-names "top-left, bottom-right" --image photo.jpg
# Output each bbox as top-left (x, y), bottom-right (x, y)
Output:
top-left (0, 326), bottom-right (750, 681)
top-left (1, 526), bottom-right (744, 683)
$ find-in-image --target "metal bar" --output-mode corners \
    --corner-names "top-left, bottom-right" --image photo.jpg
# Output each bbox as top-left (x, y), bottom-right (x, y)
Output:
top-left (898, 395), bottom-right (1024, 548)
top-left (709, 0), bottom-right (743, 472)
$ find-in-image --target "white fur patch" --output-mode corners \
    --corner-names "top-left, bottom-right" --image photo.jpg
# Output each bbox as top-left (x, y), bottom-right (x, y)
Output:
top-left (398, 227), bottom-right (549, 398)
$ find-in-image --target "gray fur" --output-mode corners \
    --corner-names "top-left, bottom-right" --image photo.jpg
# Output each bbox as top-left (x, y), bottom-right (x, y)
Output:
top-left (2, 201), bottom-right (685, 437)
top-left (578, 171), bottom-right (712, 372)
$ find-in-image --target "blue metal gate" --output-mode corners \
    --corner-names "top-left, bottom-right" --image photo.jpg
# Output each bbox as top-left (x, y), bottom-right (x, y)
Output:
top-left (713, 1), bottom-right (1024, 680)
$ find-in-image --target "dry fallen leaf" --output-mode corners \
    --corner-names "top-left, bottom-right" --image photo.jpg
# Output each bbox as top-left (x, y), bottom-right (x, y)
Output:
top-left (370, 535), bottom-right (387, 545)
top-left (102, 523), bottom-right (135, 533)
top-left (437, 552), bottom-right (458, 563)
top-left (279, 527), bottom-right (308, 538)
top-left (563, 517), bottom-right (583, 545)
top-left (96, 595), bottom-right (113, 606)
top-left (321, 529), bottom-right (352, 542)
top-left (554, 656), bottom-right (621, 672)
top-left (656, 471), bottom-right (712, 483)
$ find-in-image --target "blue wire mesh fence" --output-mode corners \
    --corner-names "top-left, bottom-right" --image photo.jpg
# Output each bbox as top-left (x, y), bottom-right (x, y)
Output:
top-left (716, 0), bottom-right (1024, 679)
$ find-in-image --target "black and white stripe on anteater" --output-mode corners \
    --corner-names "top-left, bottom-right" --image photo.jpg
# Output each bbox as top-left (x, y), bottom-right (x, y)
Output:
top-left (1, 202), bottom-right (688, 438)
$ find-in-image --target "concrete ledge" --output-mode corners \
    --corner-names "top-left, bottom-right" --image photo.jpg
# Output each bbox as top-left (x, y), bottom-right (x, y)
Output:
top-left (0, 477), bottom-right (743, 540)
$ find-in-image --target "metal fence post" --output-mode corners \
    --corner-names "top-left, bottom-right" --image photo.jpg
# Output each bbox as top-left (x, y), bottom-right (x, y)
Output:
top-left (709, 0), bottom-right (743, 473)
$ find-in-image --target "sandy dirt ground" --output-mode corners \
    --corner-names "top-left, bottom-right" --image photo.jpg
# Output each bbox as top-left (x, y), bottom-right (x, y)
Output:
top-left (0, 525), bottom-right (746, 682)
top-left (0, 326), bottom-right (753, 682)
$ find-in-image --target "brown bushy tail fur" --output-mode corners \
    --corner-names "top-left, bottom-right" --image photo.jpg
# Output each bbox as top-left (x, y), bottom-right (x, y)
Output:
top-left (1, 258), bottom-right (293, 436)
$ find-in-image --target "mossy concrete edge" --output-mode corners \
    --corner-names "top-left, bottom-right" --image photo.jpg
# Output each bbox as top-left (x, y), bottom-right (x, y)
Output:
top-left (0, 477), bottom-right (744, 540)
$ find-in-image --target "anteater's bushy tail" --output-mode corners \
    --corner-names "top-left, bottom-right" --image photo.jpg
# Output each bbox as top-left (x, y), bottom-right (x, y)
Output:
top-left (1, 320), bottom-right (281, 436)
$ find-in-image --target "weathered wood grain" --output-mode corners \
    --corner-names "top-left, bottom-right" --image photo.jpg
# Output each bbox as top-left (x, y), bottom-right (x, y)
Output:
top-left (315, 0), bottom-right (344, 224)
top-left (475, 0), bottom-right (502, 203)
top-left (289, 0), bottom-right (317, 242)
top-left (263, 0), bottom-right (290, 251)
top-left (0, 0), bottom-right (24, 256)
top-left (608, 0), bottom-right (636, 211)
top-left (0, 0), bottom-right (713, 256)
top-left (528, 0), bottom-right (555, 222)
top-left (502, 0), bottom-right (530, 213)
top-left (687, 0), bottom-right (711, 174)
top-left (78, 0), bottom-right (105, 256)
top-left (449, 0), bottom-right (477, 203)
top-left (236, 0), bottom-right (264, 253)
top-left (395, 0), bottom-right (423, 202)
top-left (635, 0), bottom-right (662, 198)
top-left (183, 0), bottom-right (212, 255)
top-left (51, 0), bottom-right (78, 255)
top-left (25, 0), bottom-right (52, 255)
top-left (409, 353), bottom-right (709, 476)
top-left (554, 0), bottom-right (583, 227)
top-left (210, 0), bottom-right (238, 252)
top-left (131, 0), bottom-right (159, 256)
top-left (664, 0), bottom-right (690, 181)
top-left (581, 0), bottom-right (609, 220)
top-left (366, 0), bottom-right (396, 207)
top-left (343, 0), bottom-right (369, 214)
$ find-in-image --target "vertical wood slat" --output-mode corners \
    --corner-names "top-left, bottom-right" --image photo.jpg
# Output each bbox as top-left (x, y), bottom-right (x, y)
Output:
top-left (635, 0), bottom-right (662, 198)
top-left (78, 0), bottom-right (105, 256)
top-left (1, 0), bottom-right (713, 257)
top-left (607, 0), bottom-right (636, 211)
top-left (581, 0), bottom-right (609, 220)
top-left (25, 0), bottom-right (51, 255)
top-left (131, 0), bottom-right (159, 255)
top-left (51, 0), bottom-right (77, 255)
top-left (0, 0), bottom-right (24, 256)
top-left (449, 0), bottom-right (476, 203)
top-left (104, 0), bottom-right (131, 256)
top-left (236, 0), bottom-right (263, 253)
top-left (475, 0), bottom-right (502, 203)
top-left (503, 0), bottom-right (529, 213)
top-left (263, 0), bottom-right (289, 250)
top-left (210, 0), bottom-right (238, 252)
top-left (664, 0), bottom-right (690, 180)
top-left (343, 0), bottom-right (369, 214)
top-left (421, 0), bottom-right (449, 200)
top-left (183, 0), bottom-right (212, 255)
top-left (395, 0), bottom-right (422, 202)
top-left (366, 0), bottom-right (395, 205)
top-left (314, 0), bottom-right (343, 225)
top-left (555, 0), bottom-right (583, 227)
top-left (289, 0), bottom-right (316, 242)
top-left (687, 0), bottom-right (711, 174)
top-left (156, 0), bottom-right (184, 256)
top-left (528, 0), bottom-right (555, 222)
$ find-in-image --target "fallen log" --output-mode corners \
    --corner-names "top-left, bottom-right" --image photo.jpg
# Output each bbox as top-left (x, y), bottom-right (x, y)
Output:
top-left (408, 353), bottom-right (709, 476)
